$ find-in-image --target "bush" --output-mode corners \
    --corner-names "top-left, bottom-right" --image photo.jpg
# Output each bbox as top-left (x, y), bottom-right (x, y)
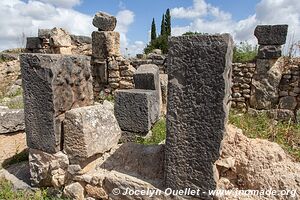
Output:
top-left (233, 42), bottom-right (258, 63)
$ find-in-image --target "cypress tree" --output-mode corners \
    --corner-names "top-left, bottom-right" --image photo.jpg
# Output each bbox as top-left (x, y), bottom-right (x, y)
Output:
top-left (151, 18), bottom-right (157, 42)
top-left (161, 14), bottom-right (166, 36)
top-left (165, 9), bottom-right (171, 36)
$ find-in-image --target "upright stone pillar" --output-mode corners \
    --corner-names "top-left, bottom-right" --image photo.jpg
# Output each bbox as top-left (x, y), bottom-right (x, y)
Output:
top-left (250, 25), bottom-right (288, 109)
top-left (165, 34), bottom-right (233, 197)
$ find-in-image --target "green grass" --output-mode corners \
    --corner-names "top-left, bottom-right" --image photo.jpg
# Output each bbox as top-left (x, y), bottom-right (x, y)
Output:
top-left (229, 110), bottom-right (300, 161)
top-left (0, 179), bottom-right (67, 200)
top-left (0, 88), bottom-right (24, 109)
top-left (137, 118), bottom-right (166, 145)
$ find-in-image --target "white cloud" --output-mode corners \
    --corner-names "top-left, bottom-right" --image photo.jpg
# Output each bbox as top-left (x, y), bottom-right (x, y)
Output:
top-left (0, 0), bottom-right (93, 51)
top-left (170, 0), bottom-right (300, 53)
top-left (0, 0), bottom-right (137, 55)
top-left (39, 0), bottom-right (81, 8)
top-left (115, 10), bottom-right (137, 56)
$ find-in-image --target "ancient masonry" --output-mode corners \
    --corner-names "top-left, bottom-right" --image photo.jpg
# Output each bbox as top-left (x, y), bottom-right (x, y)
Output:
top-left (91, 12), bottom-right (136, 99)
top-left (26, 28), bottom-right (92, 55)
top-left (231, 25), bottom-right (300, 121)
top-left (165, 34), bottom-right (233, 198)
top-left (115, 64), bottom-right (161, 141)
top-left (19, 10), bottom-right (237, 199)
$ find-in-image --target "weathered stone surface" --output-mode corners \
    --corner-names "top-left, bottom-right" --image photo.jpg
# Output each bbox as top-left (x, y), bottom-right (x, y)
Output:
top-left (21, 54), bottom-right (94, 153)
top-left (119, 80), bottom-right (134, 89)
top-left (92, 31), bottom-right (120, 59)
top-left (165, 34), bottom-right (233, 196)
top-left (134, 64), bottom-right (160, 90)
top-left (26, 37), bottom-right (42, 49)
top-left (279, 96), bottom-right (297, 110)
top-left (0, 109), bottom-right (24, 134)
top-left (29, 148), bottom-right (69, 187)
top-left (64, 104), bottom-right (121, 164)
top-left (218, 124), bottom-right (300, 200)
top-left (70, 35), bottom-right (92, 45)
top-left (250, 58), bottom-right (284, 109)
top-left (92, 12), bottom-right (117, 31)
top-left (64, 182), bottom-right (85, 200)
top-left (254, 25), bottom-right (288, 45)
top-left (115, 89), bottom-right (160, 133)
top-left (92, 61), bottom-right (107, 84)
top-left (258, 45), bottom-right (282, 59)
top-left (49, 27), bottom-right (72, 47)
top-left (85, 184), bottom-right (108, 199)
top-left (160, 74), bottom-right (168, 115)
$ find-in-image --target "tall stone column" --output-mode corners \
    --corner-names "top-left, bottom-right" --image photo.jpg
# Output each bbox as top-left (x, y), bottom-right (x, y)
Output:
top-left (165, 34), bottom-right (233, 198)
top-left (250, 25), bottom-right (288, 109)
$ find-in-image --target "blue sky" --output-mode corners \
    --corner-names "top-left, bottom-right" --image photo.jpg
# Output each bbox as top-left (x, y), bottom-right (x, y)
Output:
top-left (73, 0), bottom-right (260, 44)
top-left (0, 0), bottom-right (300, 56)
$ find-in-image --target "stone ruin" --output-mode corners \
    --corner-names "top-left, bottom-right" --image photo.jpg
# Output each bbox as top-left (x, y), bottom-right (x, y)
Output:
top-left (14, 10), bottom-right (237, 199)
top-left (1, 10), bottom-right (299, 200)
top-left (26, 27), bottom-right (92, 56)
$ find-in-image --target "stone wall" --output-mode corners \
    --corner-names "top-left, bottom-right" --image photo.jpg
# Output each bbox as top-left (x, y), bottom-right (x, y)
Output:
top-left (231, 63), bottom-right (256, 111)
top-left (26, 27), bottom-right (92, 56)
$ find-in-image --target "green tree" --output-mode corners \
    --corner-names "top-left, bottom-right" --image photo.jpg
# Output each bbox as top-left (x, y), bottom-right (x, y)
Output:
top-left (151, 18), bottom-right (157, 42)
top-left (161, 14), bottom-right (166, 36)
top-left (165, 9), bottom-right (171, 36)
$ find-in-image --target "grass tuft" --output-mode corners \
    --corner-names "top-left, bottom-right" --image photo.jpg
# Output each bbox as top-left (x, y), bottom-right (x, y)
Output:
top-left (229, 110), bottom-right (300, 161)
top-left (137, 118), bottom-right (166, 145)
top-left (0, 179), bottom-right (67, 200)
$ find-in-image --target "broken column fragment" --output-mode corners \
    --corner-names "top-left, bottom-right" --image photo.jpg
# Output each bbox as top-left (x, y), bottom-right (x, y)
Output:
top-left (20, 54), bottom-right (94, 154)
top-left (92, 31), bottom-right (121, 59)
top-left (92, 12), bottom-right (117, 31)
top-left (165, 34), bottom-right (233, 197)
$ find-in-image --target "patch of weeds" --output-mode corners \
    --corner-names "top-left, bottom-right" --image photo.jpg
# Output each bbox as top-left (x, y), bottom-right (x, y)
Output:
top-left (6, 100), bottom-right (24, 109)
top-left (137, 118), bottom-right (166, 145)
top-left (229, 110), bottom-right (300, 161)
top-left (0, 178), bottom-right (68, 200)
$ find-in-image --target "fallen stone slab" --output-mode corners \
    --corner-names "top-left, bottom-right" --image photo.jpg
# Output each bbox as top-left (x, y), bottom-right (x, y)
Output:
top-left (134, 64), bottom-right (160, 91)
top-left (21, 54), bottom-right (94, 153)
top-left (115, 89), bottom-right (160, 133)
top-left (254, 25), bottom-right (288, 45)
top-left (0, 109), bottom-right (25, 134)
top-left (64, 104), bottom-right (121, 164)
top-left (92, 12), bottom-right (117, 31)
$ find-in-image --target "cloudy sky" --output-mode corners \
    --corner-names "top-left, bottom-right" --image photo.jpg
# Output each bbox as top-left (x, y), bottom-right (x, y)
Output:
top-left (1, 0), bottom-right (300, 56)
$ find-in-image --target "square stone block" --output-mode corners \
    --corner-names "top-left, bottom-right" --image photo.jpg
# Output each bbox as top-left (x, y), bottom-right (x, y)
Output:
top-left (92, 31), bottom-right (120, 59)
top-left (26, 37), bottom-right (42, 49)
top-left (21, 54), bottom-right (94, 153)
top-left (114, 89), bottom-right (160, 133)
top-left (64, 104), bottom-right (121, 164)
top-left (254, 25), bottom-right (288, 45)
